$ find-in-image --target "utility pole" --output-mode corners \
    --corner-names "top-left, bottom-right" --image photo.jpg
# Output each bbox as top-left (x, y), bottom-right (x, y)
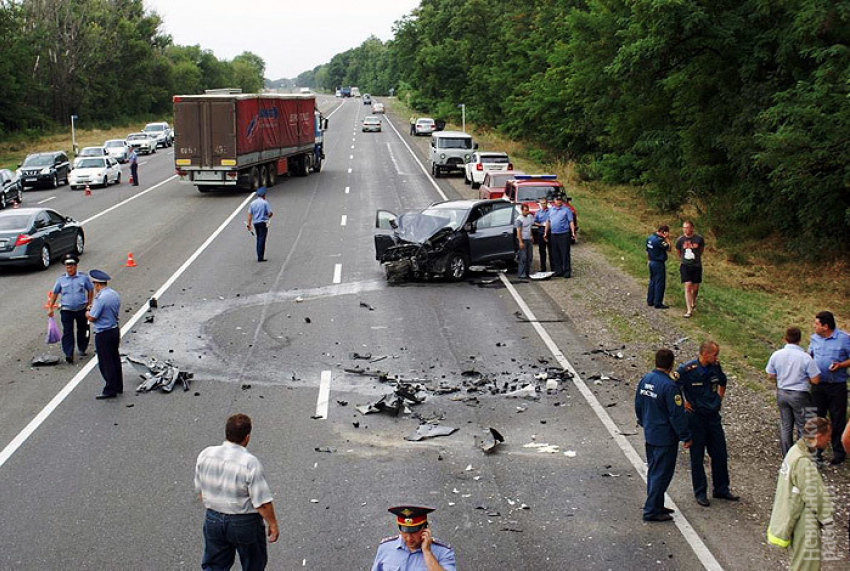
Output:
top-left (71, 115), bottom-right (78, 155)
top-left (458, 103), bottom-right (466, 133)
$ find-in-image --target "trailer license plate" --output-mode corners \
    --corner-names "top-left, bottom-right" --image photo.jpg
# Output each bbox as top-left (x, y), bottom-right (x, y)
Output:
top-left (194, 171), bottom-right (221, 181)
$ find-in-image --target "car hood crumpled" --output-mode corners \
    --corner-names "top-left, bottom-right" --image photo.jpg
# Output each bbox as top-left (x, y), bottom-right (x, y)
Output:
top-left (393, 212), bottom-right (455, 245)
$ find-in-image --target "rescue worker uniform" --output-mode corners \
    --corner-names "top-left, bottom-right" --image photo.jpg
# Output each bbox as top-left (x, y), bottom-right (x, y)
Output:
top-left (677, 359), bottom-right (733, 502)
top-left (646, 232), bottom-right (669, 308)
top-left (635, 369), bottom-right (691, 520)
top-left (767, 439), bottom-right (834, 570)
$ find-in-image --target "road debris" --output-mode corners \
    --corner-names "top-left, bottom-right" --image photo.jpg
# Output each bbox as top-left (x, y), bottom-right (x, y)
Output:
top-left (523, 442), bottom-right (560, 453)
top-left (359, 301), bottom-right (375, 311)
top-left (529, 271), bottom-right (555, 280)
top-left (349, 352), bottom-right (372, 360)
top-left (125, 355), bottom-right (192, 393)
top-left (474, 428), bottom-right (505, 453)
top-left (405, 424), bottom-right (458, 441)
top-left (31, 355), bottom-right (60, 367)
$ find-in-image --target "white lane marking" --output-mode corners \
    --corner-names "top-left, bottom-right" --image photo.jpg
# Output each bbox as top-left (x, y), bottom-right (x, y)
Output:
top-left (37, 196), bottom-right (56, 204)
top-left (351, 145), bottom-right (355, 149)
top-left (340, 215), bottom-right (347, 226)
top-left (82, 175), bottom-right (177, 226)
top-left (325, 101), bottom-right (345, 119)
top-left (315, 370), bottom-right (332, 419)
top-left (347, 168), bottom-right (352, 174)
top-left (497, 273), bottom-right (723, 571)
top-left (139, 161), bottom-right (148, 165)
top-left (345, 186), bottom-right (350, 194)
top-left (332, 263), bottom-right (342, 284)
top-left (352, 138), bottom-right (356, 142)
top-left (349, 154), bottom-right (354, 160)
top-left (0, 192), bottom-right (254, 471)
top-left (385, 114), bottom-right (448, 201)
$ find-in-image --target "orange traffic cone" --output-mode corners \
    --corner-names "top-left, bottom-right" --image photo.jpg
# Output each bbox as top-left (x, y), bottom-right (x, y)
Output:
top-left (43, 291), bottom-right (54, 310)
top-left (128, 174), bottom-right (133, 185)
top-left (125, 253), bottom-right (137, 267)
top-left (84, 184), bottom-right (91, 197)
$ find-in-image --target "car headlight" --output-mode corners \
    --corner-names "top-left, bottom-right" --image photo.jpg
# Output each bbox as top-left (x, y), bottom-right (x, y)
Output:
top-left (15, 169), bottom-right (21, 177)
top-left (440, 153), bottom-right (446, 159)
top-left (41, 167), bottom-right (52, 174)
top-left (464, 154), bottom-right (471, 161)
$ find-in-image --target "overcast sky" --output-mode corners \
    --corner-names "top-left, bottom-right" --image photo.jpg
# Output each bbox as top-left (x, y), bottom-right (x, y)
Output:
top-left (145, 0), bottom-right (421, 79)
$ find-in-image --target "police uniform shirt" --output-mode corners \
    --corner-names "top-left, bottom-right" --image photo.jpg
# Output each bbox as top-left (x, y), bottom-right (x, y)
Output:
top-left (766, 344), bottom-right (821, 391)
top-left (249, 198), bottom-right (271, 224)
top-left (89, 287), bottom-right (120, 333)
top-left (533, 207), bottom-right (550, 226)
top-left (808, 329), bottom-right (850, 384)
top-left (635, 369), bottom-right (691, 446)
top-left (547, 204), bottom-right (573, 234)
top-left (53, 272), bottom-right (93, 311)
top-left (677, 360), bottom-right (727, 415)
top-left (371, 535), bottom-right (456, 571)
top-left (646, 233), bottom-right (669, 262)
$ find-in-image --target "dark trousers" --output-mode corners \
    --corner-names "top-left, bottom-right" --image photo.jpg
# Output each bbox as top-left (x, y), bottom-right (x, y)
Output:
top-left (202, 510), bottom-right (267, 571)
top-left (130, 163), bottom-right (139, 186)
top-left (409, 124), bottom-right (415, 135)
top-left (687, 412), bottom-right (730, 498)
top-left (534, 228), bottom-right (549, 271)
top-left (94, 327), bottom-right (123, 396)
top-left (60, 308), bottom-right (89, 358)
top-left (811, 382), bottom-right (847, 460)
top-left (517, 239), bottom-right (533, 278)
top-left (550, 232), bottom-right (571, 277)
top-left (777, 389), bottom-right (815, 456)
top-left (644, 443), bottom-right (678, 518)
top-left (647, 261), bottom-right (666, 307)
top-left (254, 222), bottom-right (268, 261)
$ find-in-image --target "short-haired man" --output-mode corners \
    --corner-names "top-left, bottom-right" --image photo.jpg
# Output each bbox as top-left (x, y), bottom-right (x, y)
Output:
top-left (532, 198), bottom-right (551, 272)
top-left (635, 349), bottom-right (692, 522)
top-left (48, 254), bottom-right (94, 363)
top-left (808, 311), bottom-right (850, 465)
top-left (372, 505), bottom-right (456, 570)
top-left (767, 327), bottom-right (821, 456)
top-left (86, 269), bottom-right (122, 399)
top-left (515, 204), bottom-right (534, 279)
top-left (247, 187), bottom-right (273, 262)
top-left (195, 414), bottom-right (279, 571)
top-left (768, 417), bottom-right (834, 569)
top-left (544, 194), bottom-right (576, 278)
top-left (675, 221), bottom-right (704, 318)
top-left (646, 225), bottom-right (671, 309)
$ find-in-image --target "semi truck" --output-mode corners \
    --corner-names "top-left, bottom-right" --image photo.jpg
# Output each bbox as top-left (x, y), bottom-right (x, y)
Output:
top-left (172, 93), bottom-right (327, 192)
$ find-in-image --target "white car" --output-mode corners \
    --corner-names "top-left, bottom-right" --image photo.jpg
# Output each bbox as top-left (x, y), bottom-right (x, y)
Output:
top-left (104, 139), bottom-right (130, 163)
top-left (68, 157), bottom-right (121, 189)
top-left (415, 118), bottom-right (436, 136)
top-left (127, 132), bottom-right (156, 154)
top-left (464, 152), bottom-right (512, 189)
top-left (362, 116), bottom-right (382, 132)
top-left (371, 102), bottom-right (385, 114)
top-left (142, 122), bottom-right (173, 148)
top-left (73, 146), bottom-right (109, 168)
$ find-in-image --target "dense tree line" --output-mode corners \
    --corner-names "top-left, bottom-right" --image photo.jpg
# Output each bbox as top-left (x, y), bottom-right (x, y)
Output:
top-left (0, 0), bottom-right (264, 137)
top-left (313, 0), bottom-right (850, 253)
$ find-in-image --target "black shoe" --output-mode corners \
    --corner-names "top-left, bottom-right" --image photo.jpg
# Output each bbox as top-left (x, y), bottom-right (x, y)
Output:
top-left (95, 393), bottom-right (117, 400)
top-left (643, 513), bottom-right (673, 522)
top-left (79, 351), bottom-right (88, 357)
top-left (829, 456), bottom-right (845, 466)
top-left (258, 258), bottom-right (267, 262)
top-left (65, 355), bottom-right (74, 364)
top-left (712, 492), bottom-right (740, 501)
top-left (661, 507), bottom-right (675, 514)
top-left (654, 304), bottom-right (670, 309)
top-left (696, 497), bottom-right (710, 507)
top-left (563, 274), bottom-right (572, 279)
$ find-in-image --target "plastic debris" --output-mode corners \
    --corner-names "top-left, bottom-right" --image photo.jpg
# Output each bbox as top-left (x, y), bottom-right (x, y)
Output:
top-left (523, 442), bottom-right (560, 453)
top-left (405, 424), bottom-right (458, 441)
top-left (31, 355), bottom-right (61, 367)
top-left (505, 384), bottom-right (537, 398)
top-left (529, 271), bottom-right (555, 280)
top-left (359, 301), bottom-right (375, 311)
top-left (474, 428), bottom-right (505, 453)
top-left (125, 355), bottom-right (192, 393)
top-left (564, 450), bottom-right (577, 458)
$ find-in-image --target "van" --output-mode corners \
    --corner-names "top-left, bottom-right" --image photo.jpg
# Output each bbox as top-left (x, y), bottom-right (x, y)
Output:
top-left (429, 131), bottom-right (476, 177)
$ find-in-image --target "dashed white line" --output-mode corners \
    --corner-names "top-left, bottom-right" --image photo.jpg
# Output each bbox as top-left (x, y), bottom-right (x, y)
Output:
top-left (332, 263), bottom-right (342, 284)
top-left (315, 370), bottom-right (332, 419)
top-left (347, 168), bottom-right (352, 174)
top-left (340, 215), bottom-right (347, 226)
top-left (82, 175), bottom-right (177, 226)
top-left (349, 154), bottom-right (354, 160)
top-left (37, 196), bottom-right (56, 204)
top-left (384, 113), bottom-right (448, 201)
top-left (345, 186), bottom-right (350, 194)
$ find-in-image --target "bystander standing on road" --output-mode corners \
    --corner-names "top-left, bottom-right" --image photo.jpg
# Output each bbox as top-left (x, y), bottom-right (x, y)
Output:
top-left (678, 341), bottom-right (739, 506)
top-left (544, 194), bottom-right (576, 278)
top-left (48, 254), bottom-right (93, 364)
top-left (196, 414), bottom-right (279, 571)
top-left (768, 417), bottom-right (834, 570)
top-left (371, 505), bottom-right (456, 571)
top-left (635, 349), bottom-right (692, 522)
top-left (646, 225), bottom-right (671, 309)
top-left (808, 310), bottom-right (850, 465)
top-left (532, 198), bottom-right (550, 272)
top-left (128, 147), bottom-right (139, 186)
top-left (86, 270), bottom-right (122, 399)
top-left (675, 221), bottom-right (704, 318)
top-left (515, 204), bottom-right (534, 279)
top-left (247, 187), bottom-right (273, 263)
top-left (409, 115), bottom-right (416, 136)
top-left (766, 326), bottom-right (821, 456)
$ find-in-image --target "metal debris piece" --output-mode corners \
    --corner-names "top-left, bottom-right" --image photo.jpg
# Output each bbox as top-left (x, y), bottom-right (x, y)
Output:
top-left (125, 355), bottom-right (192, 393)
top-left (295, 296), bottom-right (304, 303)
top-left (369, 355), bottom-right (388, 363)
top-left (359, 301), bottom-right (375, 311)
top-left (405, 424), bottom-right (458, 441)
top-left (349, 352), bottom-right (372, 360)
top-left (144, 315), bottom-right (155, 324)
top-left (304, 317), bottom-right (312, 324)
top-left (149, 297), bottom-right (158, 309)
top-left (564, 450), bottom-right (577, 458)
top-left (314, 447), bottom-right (335, 453)
top-left (336, 400), bottom-right (349, 406)
top-left (31, 355), bottom-right (61, 367)
top-left (505, 384), bottom-right (537, 398)
top-left (475, 428), bottom-right (505, 453)
top-left (529, 271), bottom-right (555, 280)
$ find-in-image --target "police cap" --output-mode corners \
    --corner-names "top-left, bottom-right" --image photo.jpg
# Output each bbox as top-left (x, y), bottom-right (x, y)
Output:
top-left (388, 505), bottom-right (435, 533)
top-left (89, 269), bottom-right (111, 283)
top-left (64, 255), bottom-right (79, 265)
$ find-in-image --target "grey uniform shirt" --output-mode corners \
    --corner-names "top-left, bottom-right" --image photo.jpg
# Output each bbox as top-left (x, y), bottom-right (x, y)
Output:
top-left (195, 441), bottom-right (274, 514)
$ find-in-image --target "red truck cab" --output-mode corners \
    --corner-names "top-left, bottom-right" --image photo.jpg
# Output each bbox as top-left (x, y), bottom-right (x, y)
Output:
top-left (478, 170), bottom-right (525, 200)
top-left (504, 174), bottom-right (578, 231)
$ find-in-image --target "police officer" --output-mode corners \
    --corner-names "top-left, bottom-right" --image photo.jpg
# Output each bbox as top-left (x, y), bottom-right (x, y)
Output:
top-left (532, 198), bottom-right (551, 272)
top-left (247, 187), bottom-right (273, 262)
top-left (48, 254), bottom-right (94, 363)
top-left (646, 225), bottom-right (671, 309)
top-left (371, 505), bottom-right (456, 571)
top-left (544, 194), bottom-right (576, 278)
top-left (86, 270), bottom-right (123, 399)
top-left (677, 341), bottom-right (739, 506)
top-left (635, 348), bottom-right (692, 521)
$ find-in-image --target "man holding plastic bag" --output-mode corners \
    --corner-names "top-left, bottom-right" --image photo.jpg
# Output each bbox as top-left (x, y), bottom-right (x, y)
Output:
top-left (47, 255), bottom-right (93, 363)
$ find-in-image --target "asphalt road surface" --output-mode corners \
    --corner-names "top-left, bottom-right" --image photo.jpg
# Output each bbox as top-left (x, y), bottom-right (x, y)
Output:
top-left (0, 97), bottom-right (725, 570)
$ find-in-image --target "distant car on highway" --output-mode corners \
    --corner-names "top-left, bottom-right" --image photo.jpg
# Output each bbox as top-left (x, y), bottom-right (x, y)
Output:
top-left (464, 152), bottom-right (512, 189)
top-left (73, 146), bottom-right (109, 168)
top-left (69, 157), bottom-right (121, 189)
top-left (371, 102), bottom-right (385, 114)
top-left (104, 139), bottom-right (130, 163)
top-left (362, 116), bottom-right (382, 132)
top-left (478, 170), bottom-right (526, 200)
top-left (363, 94), bottom-right (372, 105)
top-left (127, 132), bottom-right (156, 154)
top-left (0, 169), bottom-right (23, 209)
top-left (17, 151), bottom-right (70, 189)
top-left (142, 122), bottom-right (173, 148)
top-left (0, 207), bottom-right (85, 270)
top-left (414, 118), bottom-right (436, 136)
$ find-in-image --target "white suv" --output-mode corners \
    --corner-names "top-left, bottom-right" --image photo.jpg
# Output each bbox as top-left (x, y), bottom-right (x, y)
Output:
top-left (143, 122), bottom-right (173, 148)
top-left (429, 131), bottom-right (476, 177)
top-left (464, 152), bottom-right (512, 189)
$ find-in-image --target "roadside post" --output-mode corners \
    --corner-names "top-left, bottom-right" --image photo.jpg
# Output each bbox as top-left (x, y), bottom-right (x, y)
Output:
top-left (71, 115), bottom-right (78, 155)
top-left (458, 103), bottom-right (466, 133)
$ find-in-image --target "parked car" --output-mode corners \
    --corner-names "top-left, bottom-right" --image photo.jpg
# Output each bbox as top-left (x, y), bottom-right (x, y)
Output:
top-left (143, 122), bottom-right (173, 147)
top-left (362, 116), bottom-right (382, 132)
top-left (414, 118), bottom-right (436, 136)
top-left (363, 94), bottom-right (372, 105)
top-left (503, 174), bottom-right (578, 242)
top-left (127, 132), bottom-right (156, 154)
top-left (430, 131), bottom-right (476, 177)
top-left (104, 139), bottom-right (130, 163)
top-left (73, 146), bottom-right (109, 168)
top-left (478, 170), bottom-right (526, 200)
top-left (0, 207), bottom-right (84, 269)
top-left (17, 151), bottom-right (70, 189)
top-left (0, 169), bottom-right (23, 209)
top-left (374, 199), bottom-right (517, 283)
top-left (371, 102), bottom-right (385, 114)
top-left (464, 152), bottom-right (512, 188)
top-left (69, 157), bottom-right (121, 189)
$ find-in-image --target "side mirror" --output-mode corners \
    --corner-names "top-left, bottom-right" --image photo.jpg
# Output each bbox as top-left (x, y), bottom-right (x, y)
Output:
top-left (389, 219), bottom-right (398, 230)
top-left (473, 142), bottom-right (479, 149)
top-left (323, 118), bottom-right (329, 130)
top-left (464, 223), bottom-right (475, 233)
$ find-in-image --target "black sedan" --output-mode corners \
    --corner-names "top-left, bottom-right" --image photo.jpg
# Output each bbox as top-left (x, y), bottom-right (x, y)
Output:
top-left (374, 199), bottom-right (517, 283)
top-left (0, 208), bottom-right (85, 270)
top-left (0, 169), bottom-right (22, 209)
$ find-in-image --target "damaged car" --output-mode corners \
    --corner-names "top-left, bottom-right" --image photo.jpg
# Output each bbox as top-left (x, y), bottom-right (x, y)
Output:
top-left (374, 199), bottom-right (518, 283)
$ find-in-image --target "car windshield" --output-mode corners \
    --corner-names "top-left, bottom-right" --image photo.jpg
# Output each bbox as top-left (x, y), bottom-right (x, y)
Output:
top-left (364, 117), bottom-right (380, 124)
top-left (480, 155), bottom-right (510, 163)
top-left (79, 148), bottom-right (103, 156)
top-left (438, 138), bottom-right (472, 149)
top-left (396, 207), bottom-right (468, 243)
top-left (485, 174), bottom-right (516, 188)
top-left (144, 125), bottom-right (165, 132)
top-left (0, 214), bottom-right (31, 231)
top-left (76, 158), bottom-right (107, 169)
top-left (23, 155), bottom-right (54, 167)
top-left (127, 134), bottom-right (148, 141)
top-left (105, 141), bottom-right (124, 148)
top-left (417, 120), bottom-right (434, 126)
top-left (517, 185), bottom-right (560, 202)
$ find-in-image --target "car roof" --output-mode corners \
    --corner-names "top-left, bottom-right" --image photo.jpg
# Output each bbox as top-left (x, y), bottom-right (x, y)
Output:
top-left (428, 199), bottom-right (508, 209)
top-left (416, 118), bottom-right (434, 122)
top-left (81, 146), bottom-right (105, 150)
top-left (0, 207), bottom-right (44, 216)
top-left (26, 151), bottom-right (63, 158)
top-left (432, 131), bottom-right (471, 138)
top-left (479, 152), bottom-right (509, 157)
top-left (485, 170), bottom-right (525, 179)
top-left (105, 139), bottom-right (126, 143)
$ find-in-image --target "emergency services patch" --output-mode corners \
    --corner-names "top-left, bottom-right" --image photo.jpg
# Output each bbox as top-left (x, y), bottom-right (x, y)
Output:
top-left (674, 394), bottom-right (683, 407)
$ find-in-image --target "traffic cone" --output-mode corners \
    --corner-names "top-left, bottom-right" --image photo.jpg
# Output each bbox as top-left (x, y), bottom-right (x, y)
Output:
top-left (128, 174), bottom-right (133, 185)
top-left (125, 253), bottom-right (137, 267)
top-left (43, 291), bottom-right (54, 310)
top-left (84, 184), bottom-right (91, 197)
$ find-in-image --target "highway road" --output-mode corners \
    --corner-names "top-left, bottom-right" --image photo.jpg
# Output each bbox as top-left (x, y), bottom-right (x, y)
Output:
top-left (0, 97), bottom-right (726, 569)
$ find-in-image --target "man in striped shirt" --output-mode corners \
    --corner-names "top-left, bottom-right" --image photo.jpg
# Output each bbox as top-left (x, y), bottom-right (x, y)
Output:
top-left (195, 414), bottom-right (279, 570)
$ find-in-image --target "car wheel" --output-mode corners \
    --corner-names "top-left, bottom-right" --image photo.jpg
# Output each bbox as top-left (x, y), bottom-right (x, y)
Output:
top-left (471, 180), bottom-right (480, 189)
top-left (447, 253), bottom-right (468, 281)
top-left (464, 171), bottom-right (471, 185)
top-left (259, 165), bottom-right (269, 189)
top-left (52, 174), bottom-right (58, 189)
top-left (431, 163), bottom-right (439, 177)
top-left (38, 245), bottom-right (51, 270)
top-left (15, 187), bottom-right (22, 204)
top-left (250, 167), bottom-right (260, 191)
top-left (116, 173), bottom-right (121, 185)
top-left (313, 155), bottom-right (322, 173)
top-left (102, 176), bottom-right (108, 188)
top-left (74, 232), bottom-right (85, 255)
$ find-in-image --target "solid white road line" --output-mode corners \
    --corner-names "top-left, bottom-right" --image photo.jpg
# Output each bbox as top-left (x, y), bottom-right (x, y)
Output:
top-left (340, 215), bottom-right (347, 226)
top-left (497, 273), bottom-right (723, 571)
top-left (332, 263), bottom-right (342, 284)
top-left (37, 196), bottom-right (56, 204)
top-left (345, 186), bottom-right (350, 194)
top-left (82, 175), bottom-right (177, 226)
top-left (315, 370), bottom-right (332, 420)
top-left (0, 192), bottom-right (255, 471)
top-left (384, 111), bottom-right (448, 201)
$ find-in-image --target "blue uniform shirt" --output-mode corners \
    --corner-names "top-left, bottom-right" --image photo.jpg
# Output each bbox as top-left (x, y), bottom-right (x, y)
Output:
top-left (547, 204), bottom-right (573, 234)
top-left (249, 198), bottom-right (271, 224)
top-left (677, 360), bottom-right (727, 416)
top-left (646, 233), bottom-right (669, 262)
top-left (129, 149), bottom-right (138, 165)
top-left (53, 272), bottom-right (93, 310)
top-left (89, 287), bottom-right (120, 333)
top-left (371, 536), bottom-right (456, 571)
top-left (808, 329), bottom-right (850, 384)
top-left (635, 369), bottom-right (691, 446)
top-left (766, 344), bottom-right (821, 391)
top-left (533, 207), bottom-right (550, 226)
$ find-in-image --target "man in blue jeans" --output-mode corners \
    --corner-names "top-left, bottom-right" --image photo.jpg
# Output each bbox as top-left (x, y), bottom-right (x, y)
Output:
top-left (247, 187), bottom-right (273, 262)
top-left (195, 414), bottom-right (279, 570)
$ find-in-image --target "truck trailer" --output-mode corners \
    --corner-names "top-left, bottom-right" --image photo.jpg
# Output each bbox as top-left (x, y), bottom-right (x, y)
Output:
top-left (173, 93), bottom-right (326, 192)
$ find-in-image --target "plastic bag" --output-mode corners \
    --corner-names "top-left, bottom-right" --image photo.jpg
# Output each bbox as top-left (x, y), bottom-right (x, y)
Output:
top-left (46, 317), bottom-right (61, 344)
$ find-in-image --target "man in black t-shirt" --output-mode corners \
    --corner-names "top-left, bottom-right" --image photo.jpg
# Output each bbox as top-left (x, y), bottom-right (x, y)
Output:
top-left (675, 221), bottom-right (705, 318)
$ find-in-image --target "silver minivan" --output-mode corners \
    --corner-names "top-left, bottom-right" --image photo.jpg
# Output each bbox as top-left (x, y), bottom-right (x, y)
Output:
top-left (430, 131), bottom-right (476, 177)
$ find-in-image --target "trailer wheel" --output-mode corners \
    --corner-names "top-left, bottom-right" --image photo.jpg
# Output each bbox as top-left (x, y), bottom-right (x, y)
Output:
top-left (312, 155), bottom-right (322, 173)
top-left (250, 167), bottom-right (260, 191)
top-left (259, 165), bottom-right (269, 189)
top-left (298, 155), bottom-right (310, 177)
top-left (267, 164), bottom-right (276, 187)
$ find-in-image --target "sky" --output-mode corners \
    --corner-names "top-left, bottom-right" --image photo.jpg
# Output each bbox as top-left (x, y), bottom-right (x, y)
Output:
top-left (144, 0), bottom-right (421, 80)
